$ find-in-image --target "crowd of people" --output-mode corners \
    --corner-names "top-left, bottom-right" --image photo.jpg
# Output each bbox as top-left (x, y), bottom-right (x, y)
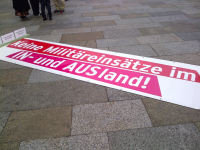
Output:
top-left (12, 0), bottom-right (67, 21)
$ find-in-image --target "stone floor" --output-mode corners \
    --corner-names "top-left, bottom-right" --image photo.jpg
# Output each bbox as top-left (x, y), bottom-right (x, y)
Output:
top-left (0, 0), bottom-right (200, 149)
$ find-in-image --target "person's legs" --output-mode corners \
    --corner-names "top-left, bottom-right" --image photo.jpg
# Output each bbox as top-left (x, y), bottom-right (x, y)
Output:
top-left (60, 0), bottom-right (65, 11)
top-left (40, 0), bottom-right (47, 21)
top-left (29, 0), bottom-right (40, 15)
top-left (52, 0), bottom-right (60, 12)
top-left (46, 0), bottom-right (52, 20)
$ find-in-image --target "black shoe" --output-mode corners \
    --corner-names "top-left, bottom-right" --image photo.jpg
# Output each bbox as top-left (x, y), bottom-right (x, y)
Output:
top-left (54, 10), bottom-right (60, 13)
top-left (43, 18), bottom-right (47, 21)
top-left (21, 16), bottom-right (31, 21)
top-left (49, 16), bottom-right (52, 20)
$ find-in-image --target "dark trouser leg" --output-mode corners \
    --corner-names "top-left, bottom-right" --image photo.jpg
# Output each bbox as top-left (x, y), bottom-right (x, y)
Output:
top-left (46, 0), bottom-right (52, 19)
top-left (29, 0), bottom-right (40, 15)
top-left (40, 0), bottom-right (46, 19)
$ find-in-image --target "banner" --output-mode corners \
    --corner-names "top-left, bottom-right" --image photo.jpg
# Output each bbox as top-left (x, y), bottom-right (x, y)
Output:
top-left (0, 38), bottom-right (200, 109)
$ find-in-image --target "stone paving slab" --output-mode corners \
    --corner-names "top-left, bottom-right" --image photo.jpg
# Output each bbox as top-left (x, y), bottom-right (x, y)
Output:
top-left (19, 133), bottom-right (109, 150)
top-left (172, 24), bottom-right (200, 32)
top-left (0, 142), bottom-right (20, 150)
top-left (93, 15), bottom-right (121, 21)
top-left (38, 23), bottom-right (81, 31)
top-left (57, 17), bottom-right (93, 24)
top-left (31, 35), bottom-right (62, 43)
top-left (176, 32), bottom-right (200, 41)
top-left (0, 106), bottom-right (72, 143)
top-left (136, 33), bottom-right (182, 44)
top-left (131, 22), bottom-right (163, 28)
top-left (71, 100), bottom-right (152, 135)
top-left (93, 4), bottom-right (119, 9)
top-left (51, 28), bottom-right (91, 35)
top-left (28, 30), bottom-right (51, 36)
top-left (109, 45), bottom-right (158, 57)
top-left (82, 12), bottom-right (111, 17)
top-left (196, 122), bottom-right (200, 131)
top-left (96, 37), bottom-right (139, 47)
top-left (186, 14), bottom-right (200, 19)
top-left (149, 11), bottom-right (187, 17)
top-left (0, 68), bottom-right (32, 86)
top-left (103, 29), bottom-right (142, 39)
top-left (61, 31), bottom-right (103, 42)
top-left (81, 20), bottom-right (116, 27)
top-left (0, 80), bottom-right (107, 112)
top-left (119, 13), bottom-right (151, 19)
top-left (115, 18), bottom-right (152, 25)
top-left (150, 40), bottom-right (200, 56)
top-left (32, 20), bottom-right (57, 26)
top-left (154, 53), bottom-right (200, 66)
top-left (149, 15), bottom-right (190, 22)
top-left (0, 60), bottom-right (23, 70)
top-left (138, 26), bottom-right (176, 35)
top-left (27, 69), bottom-right (71, 83)
top-left (108, 123), bottom-right (200, 150)
top-left (142, 98), bottom-right (200, 127)
top-left (0, 112), bottom-right (10, 134)
top-left (107, 88), bottom-right (145, 102)
top-left (73, 9), bottom-right (99, 14)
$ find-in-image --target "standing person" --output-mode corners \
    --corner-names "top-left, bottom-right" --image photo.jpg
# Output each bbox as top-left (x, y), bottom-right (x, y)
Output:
top-left (12, 0), bottom-right (31, 21)
top-left (52, 0), bottom-right (65, 13)
top-left (29, 0), bottom-right (40, 16)
top-left (40, 0), bottom-right (52, 21)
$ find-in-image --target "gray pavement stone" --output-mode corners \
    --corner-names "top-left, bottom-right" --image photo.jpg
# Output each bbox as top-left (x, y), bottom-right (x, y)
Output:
top-left (82, 12), bottom-right (111, 17)
top-left (142, 98), bottom-right (200, 127)
top-left (136, 33), bottom-right (182, 44)
top-left (107, 88), bottom-right (145, 102)
top-left (154, 53), bottom-right (200, 66)
top-left (32, 20), bottom-right (57, 26)
top-left (103, 29), bottom-right (142, 39)
top-left (27, 30), bottom-right (51, 36)
top-left (93, 15), bottom-right (121, 21)
top-left (71, 100), bottom-right (152, 135)
top-left (92, 25), bottom-right (134, 32)
top-left (119, 13), bottom-right (151, 19)
top-left (74, 9), bottom-right (99, 14)
top-left (149, 11), bottom-right (187, 17)
top-left (66, 6), bottom-right (93, 11)
top-left (97, 37), bottom-right (139, 47)
top-left (61, 31), bottom-right (103, 42)
top-left (139, 26), bottom-right (176, 35)
top-left (31, 35), bottom-right (62, 43)
top-left (27, 69), bottom-right (71, 83)
top-left (0, 142), bottom-right (20, 150)
top-left (176, 32), bottom-right (200, 41)
top-left (93, 4), bottom-right (119, 9)
top-left (181, 8), bottom-right (200, 15)
top-left (172, 24), bottom-right (200, 32)
top-left (51, 28), bottom-right (91, 35)
top-left (108, 123), bottom-right (200, 150)
top-left (0, 68), bottom-right (32, 86)
top-left (57, 17), bottom-right (93, 24)
top-left (99, 7), bottom-right (128, 12)
top-left (81, 20), bottom-right (116, 27)
top-left (151, 40), bottom-right (200, 56)
top-left (109, 45), bottom-right (158, 57)
top-left (195, 122), bottom-right (200, 131)
top-left (189, 19), bottom-right (200, 24)
top-left (19, 133), bottom-right (109, 150)
top-left (186, 14), bottom-right (200, 19)
top-left (26, 25), bottom-right (40, 32)
top-left (149, 15), bottom-right (190, 22)
top-left (115, 18), bottom-right (152, 25)
top-left (131, 22), bottom-right (163, 28)
top-left (0, 112), bottom-right (10, 134)
top-left (102, 1), bottom-right (124, 5)
top-left (0, 80), bottom-right (107, 112)
top-left (0, 60), bottom-right (24, 70)
top-left (0, 106), bottom-right (72, 143)
top-left (38, 23), bottom-right (81, 31)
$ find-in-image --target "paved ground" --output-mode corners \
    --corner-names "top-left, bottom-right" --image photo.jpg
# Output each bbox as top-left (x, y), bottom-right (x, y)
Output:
top-left (0, 0), bottom-right (200, 149)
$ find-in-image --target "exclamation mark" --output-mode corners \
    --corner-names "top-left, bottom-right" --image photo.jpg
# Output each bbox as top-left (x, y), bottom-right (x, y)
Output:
top-left (141, 77), bottom-right (151, 89)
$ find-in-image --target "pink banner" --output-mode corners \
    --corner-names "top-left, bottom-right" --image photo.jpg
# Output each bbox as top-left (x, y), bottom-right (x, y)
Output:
top-left (7, 51), bottom-right (162, 96)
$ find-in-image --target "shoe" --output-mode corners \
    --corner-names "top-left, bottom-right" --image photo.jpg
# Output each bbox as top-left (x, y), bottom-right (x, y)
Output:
top-left (49, 16), bottom-right (52, 20)
top-left (21, 16), bottom-right (31, 21)
top-left (54, 10), bottom-right (60, 13)
top-left (43, 18), bottom-right (47, 21)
